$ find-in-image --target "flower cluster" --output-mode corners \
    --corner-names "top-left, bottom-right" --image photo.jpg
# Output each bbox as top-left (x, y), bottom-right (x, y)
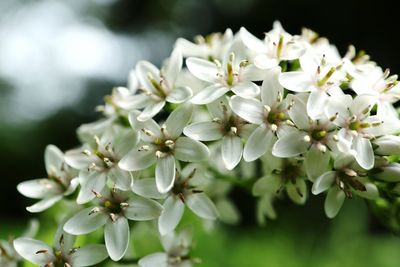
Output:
top-left (14, 22), bottom-right (400, 266)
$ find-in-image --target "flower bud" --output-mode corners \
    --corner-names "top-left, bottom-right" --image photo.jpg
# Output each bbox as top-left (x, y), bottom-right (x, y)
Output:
top-left (373, 135), bottom-right (400, 155)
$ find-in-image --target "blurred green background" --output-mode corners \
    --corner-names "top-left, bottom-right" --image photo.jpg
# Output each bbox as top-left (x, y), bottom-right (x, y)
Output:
top-left (1, 0), bottom-right (400, 266)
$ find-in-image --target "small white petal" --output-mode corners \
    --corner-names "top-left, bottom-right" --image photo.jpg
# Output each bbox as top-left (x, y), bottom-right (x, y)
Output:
top-left (174, 137), bottom-right (210, 162)
top-left (158, 196), bottom-right (185, 235)
top-left (26, 195), bottom-right (63, 213)
top-left (166, 86), bottom-right (193, 104)
top-left (350, 95), bottom-right (376, 116)
top-left (244, 125), bottom-right (274, 161)
top-left (252, 175), bottom-right (281, 196)
top-left (77, 172), bottom-right (107, 204)
top-left (183, 121), bottom-right (223, 141)
top-left (165, 104), bottom-right (193, 139)
top-left (324, 187), bottom-right (346, 218)
top-left (45, 145), bottom-right (64, 176)
top-left (305, 146), bottom-right (331, 181)
top-left (119, 148), bottom-right (156, 171)
top-left (17, 179), bottom-right (60, 199)
top-left (186, 57), bottom-right (219, 83)
top-left (260, 67), bottom-right (283, 106)
top-left (64, 207), bottom-right (108, 235)
top-left (286, 94), bottom-right (309, 129)
top-left (105, 217), bottom-right (130, 261)
top-left (13, 238), bottom-right (54, 265)
top-left (221, 135), bottom-right (243, 170)
top-left (125, 195), bottom-right (163, 221)
top-left (139, 252), bottom-right (168, 267)
top-left (108, 168), bottom-right (133, 191)
top-left (287, 179), bottom-right (307, 205)
top-left (312, 171), bottom-right (336, 195)
top-left (164, 48), bottom-right (182, 85)
top-left (272, 131), bottom-right (309, 157)
top-left (191, 84), bottom-right (229, 105)
top-left (70, 244), bottom-right (108, 266)
top-left (279, 72), bottom-right (312, 92)
top-left (229, 96), bottom-right (264, 124)
top-left (137, 101), bottom-right (166, 121)
top-left (231, 81), bottom-right (260, 99)
top-left (65, 149), bottom-right (92, 170)
top-left (132, 178), bottom-right (167, 199)
top-left (239, 27), bottom-right (267, 53)
top-left (136, 61), bottom-right (160, 92)
top-left (353, 136), bottom-right (374, 170)
top-left (186, 192), bottom-right (218, 220)
top-left (254, 54), bottom-right (279, 69)
top-left (156, 155), bottom-right (176, 193)
top-left (307, 90), bottom-right (329, 119)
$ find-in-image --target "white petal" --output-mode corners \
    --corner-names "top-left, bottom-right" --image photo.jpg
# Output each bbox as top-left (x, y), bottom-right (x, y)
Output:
top-left (139, 252), bottom-right (168, 267)
top-left (243, 125), bottom-right (274, 161)
top-left (375, 163), bottom-right (400, 182)
top-left (287, 179), bottom-right (307, 205)
top-left (272, 131), bottom-right (309, 157)
top-left (239, 27), bottom-right (267, 53)
top-left (229, 96), bottom-right (264, 124)
top-left (312, 171), bottom-right (336, 195)
top-left (26, 195), bottom-right (62, 213)
top-left (252, 175), bottom-right (281, 196)
top-left (132, 178), bottom-right (167, 199)
top-left (254, 54), bottom-right (279, 69)
top-left (279, 72), bottom-right (312, 92)
top-left (166, 86), bottom-right (193, 103)
top-left (191, 84), bottom-right (229, 105)
top-left (77, 172), bottom-right (107, 204)
top-left (108, 168), bottom-right (132, 191)
top-left (137, 101), bottom-right (166, 121)
top-left (174, 137), bottom-right (210, 162)
top-left (307, 90), bottom-right (328, 119)
top-left (158, 196), bottom-right (185, 235)
top-left (231, 81), bottom-right (260, 99)
top-left (125, 195), bottom-right (163, 221)
top-left (305, 145), bottom-right (331, 181)
top-left (355, 181), bottom-right (379, 200)
top-left (136, 61), bottom-right (160, 92)
top-left (105, 217), bottom-right (130, 261)
top-left (186, 57), bottom-right (218, 83)
top-left (186, 192), bottom-right (218, 220)
top-left (221, 135), bottom-right (243, 170)
top-left (164, 48), bottom-right (182, 85)
top-left (165, 104), bottom-right (193, 139)
top-left (206, 95), bottom-right (230, 119)
top-left (119, 148), bottom-right (156, 171)
top-left (45, 145), bottom-right (64, 176)
top-left (64, 207), bottom-right (108, 235)
top-left (70, 244), bottom-right (108, 266)
top-left (65, 148), bottom-right (92, 170)
top-left (113, 130), bottom-right (140, 159)
top-left (117, 93), bottom-right (152, 110)
top-left (325, 94), bottom-right (352, 126)
top-left (129, 111), bottom-right (162, 139)
top-left (17, 179), bottom-right (60, 199)
top-left (324, 187), bottom-right (346, 218)
top-left (353, 136), bottom-right (374, 170)
top-left (286, 94), bottom-right (309, 129)
top-left (350, 95), bottom-right (376, 116)
top-left (260, 67), bottom-right (283, 106)
top-left (215, 199), bottom-right (240, 224)
top-left (183, 121), bottom-right (223, 141)
top-left (13, 238), bottom-right (54, 265)
top-left (156, 155), bottom-right (176, 193)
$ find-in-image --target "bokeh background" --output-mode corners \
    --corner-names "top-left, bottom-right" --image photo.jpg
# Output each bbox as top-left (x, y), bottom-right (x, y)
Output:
top-left (1, 0), bottom-right (400, 266)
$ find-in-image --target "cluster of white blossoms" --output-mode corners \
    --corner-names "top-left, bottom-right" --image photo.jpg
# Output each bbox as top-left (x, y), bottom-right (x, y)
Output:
top-left (9, 21), bottom-right (400, 266)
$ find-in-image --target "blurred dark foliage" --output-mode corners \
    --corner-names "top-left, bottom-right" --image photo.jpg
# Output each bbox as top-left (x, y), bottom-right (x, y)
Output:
top-left (1, 0), bottom-right (399, 229)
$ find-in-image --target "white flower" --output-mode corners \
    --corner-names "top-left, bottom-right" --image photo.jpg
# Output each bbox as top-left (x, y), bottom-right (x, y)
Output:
top-left (229, 67), bottom-right (291, 161)
top-left (240, 22), bottom-right (306, 69)
top-left (119, 104), bottom-right (209, 193)
top-left (272, 94), bottom-right (334, 180)
top-left (176, 29), bottom-right (233, 60)
top-left (17, 145), bottom-right (78, 213)
top-left (183, 97), bottom-right (253, 170)
top-left (279, 54), bottom-right (345, 119)
top-left (342, 45), bottom-right (376, 78)
top-left (326, 94), bottom-right (399, 169)
top-left (158, 164), bottom-right (218, 235)
top-left (14, 226), bottom-right (108, 267)
top-left (186, 51), bottom-right (265, 104)
top-left (351, 67), bottom-right (400, 117)
top-left (139, 228), bottom-right (197, 267)
top-left (65, 127), bottom-right (139, 204)
top-left (63, 189), bottom-right (163, 261)
top-left (312, 154), bottom-right (378, 218)
top-left (130, 48), bottom-right (193, 121)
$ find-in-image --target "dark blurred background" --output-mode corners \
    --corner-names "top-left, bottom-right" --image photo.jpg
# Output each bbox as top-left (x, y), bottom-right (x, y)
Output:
top-left (1, 0), bottom-right (399, 248)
